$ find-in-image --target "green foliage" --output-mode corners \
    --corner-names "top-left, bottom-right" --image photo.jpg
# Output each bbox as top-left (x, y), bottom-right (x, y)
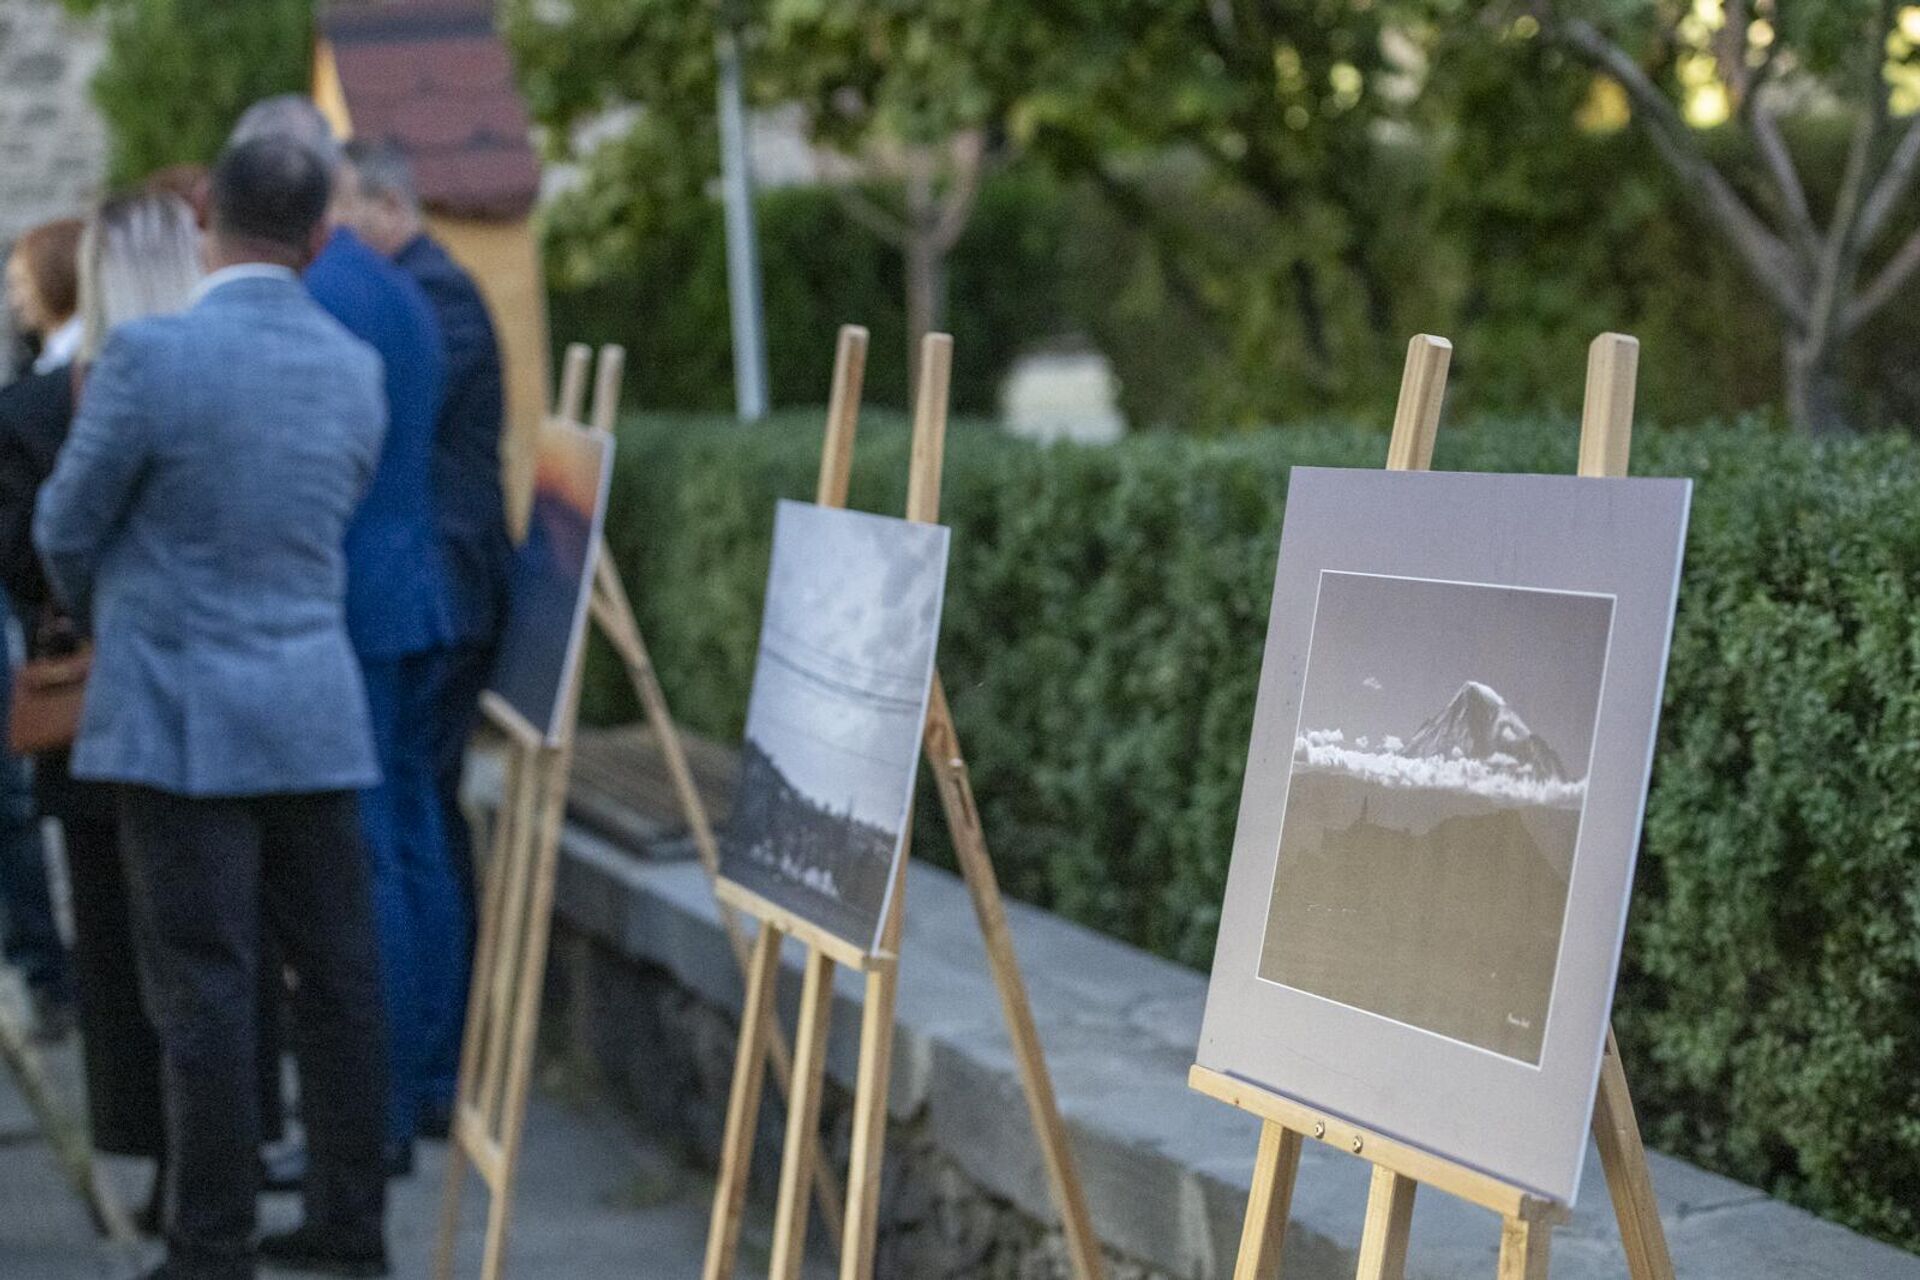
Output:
top-left (588, 410), bottom-right (1920, 1250)
top-left (65, 0), bottom-right (313, 186)
top-left (545, 166), bottom-right (1070, 415)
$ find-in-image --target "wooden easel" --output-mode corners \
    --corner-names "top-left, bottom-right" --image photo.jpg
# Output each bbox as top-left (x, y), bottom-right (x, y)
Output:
top-left (435, 342), bottom-right (852, 1276)
top-left (561, 341), bottom-right (851, 1246)
top-left (433, 349), bottom-right (621, 1280)
top-left (702, 328), bottom-right (1104, 1280)
top-left (0, 982), bottom-right (134, 1244)
top-left (1189, 333), bottom-right (1675, 1280)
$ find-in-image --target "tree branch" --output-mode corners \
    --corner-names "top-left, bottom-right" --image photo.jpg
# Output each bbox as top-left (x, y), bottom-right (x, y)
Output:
top-left (828, 181), bottom-right (910, 246)
top-left (1845, 225), bottom-right (1920, 331)
top-left (1749, 101), bottom-right (1816, 259)
top-left (930, 131), bottom-right (985, 253)
top-left (1548, 13), bottom-right (1810, 325)
top-left (1805, 1), bottom-right (1895, 352)
top-left (1727, 0), bottom-right (1816, 264)
top-left (1855, 115), bottom-right (1920, 251)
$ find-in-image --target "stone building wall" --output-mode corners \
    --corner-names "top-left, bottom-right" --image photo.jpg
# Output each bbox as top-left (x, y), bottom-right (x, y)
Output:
top-left (0, 0), bottom-right (106, 378)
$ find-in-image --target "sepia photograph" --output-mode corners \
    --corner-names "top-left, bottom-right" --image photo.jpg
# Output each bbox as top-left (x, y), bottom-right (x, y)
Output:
top-left (719, 500), bottom-right (951, 952)
top-left (1259, 571), bottom-right (1614, 1063)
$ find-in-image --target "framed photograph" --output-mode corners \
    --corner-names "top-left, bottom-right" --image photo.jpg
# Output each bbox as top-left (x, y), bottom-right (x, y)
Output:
top-left (487, 418), bottom-right (615, 745)
top-left (1198, 466), bottom-right (1691, 1205)
top-left (718, 500), bottom-right (952, 954)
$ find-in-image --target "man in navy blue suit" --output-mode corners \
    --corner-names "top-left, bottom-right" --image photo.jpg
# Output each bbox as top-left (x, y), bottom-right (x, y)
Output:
top-left (336, 139), bottom-right (514, 1138)
top-left (230, 97), bottom-right (464, 1187)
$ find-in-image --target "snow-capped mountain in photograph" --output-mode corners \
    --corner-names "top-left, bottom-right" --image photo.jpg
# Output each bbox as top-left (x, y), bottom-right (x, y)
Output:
top-left (1293, 681), bottom-right (1588, 809)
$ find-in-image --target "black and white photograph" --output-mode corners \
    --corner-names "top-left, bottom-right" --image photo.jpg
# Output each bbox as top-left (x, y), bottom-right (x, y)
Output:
top-left (1198, 467), bottom-right (1690, 1204)
top-left (1260, 571), bottom-right (1614, 1064)
top-left (719, 500), bottom-right (952, 953)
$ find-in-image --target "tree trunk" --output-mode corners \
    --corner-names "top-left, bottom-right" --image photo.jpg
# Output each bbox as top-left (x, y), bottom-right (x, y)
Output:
top-left (1785, 331), bottom-right (1849, 436)
top-left (903, 165), bottom-right (946, 403)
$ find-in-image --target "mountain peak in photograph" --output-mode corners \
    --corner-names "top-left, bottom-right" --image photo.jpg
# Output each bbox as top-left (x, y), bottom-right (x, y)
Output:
top-left (1402, 681), bottom-right (1569, 780)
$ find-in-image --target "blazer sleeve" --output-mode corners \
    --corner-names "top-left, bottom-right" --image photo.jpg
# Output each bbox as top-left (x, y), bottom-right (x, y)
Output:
top-left (0, 376), bottom-right (65, 608)
top-left (33, 333), bottom-right (152, 618)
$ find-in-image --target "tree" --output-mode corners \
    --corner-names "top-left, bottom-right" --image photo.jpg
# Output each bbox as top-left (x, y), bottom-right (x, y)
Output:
top-left (985, 0), bottom-right (1408, 383)
top-left (1525, 0), bottom-right (1920, 433)
top-left (507, 0), bottom-right (1002, 393)
top-left (64, 0), bottom-right (312, 185)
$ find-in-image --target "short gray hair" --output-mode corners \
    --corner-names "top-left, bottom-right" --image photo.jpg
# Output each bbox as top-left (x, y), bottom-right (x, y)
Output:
top-left (343, 139), bottom-right (420, 213)
top-left (79, 193), bottom-right (203, 362)
top-left (229, 94), bottom-right (342, 174)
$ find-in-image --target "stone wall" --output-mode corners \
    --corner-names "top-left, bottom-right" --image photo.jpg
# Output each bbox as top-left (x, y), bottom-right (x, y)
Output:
top-left (548, 924), bottom-right (1169, 1279)
top-left (0, 0), bottom-right (106, 377)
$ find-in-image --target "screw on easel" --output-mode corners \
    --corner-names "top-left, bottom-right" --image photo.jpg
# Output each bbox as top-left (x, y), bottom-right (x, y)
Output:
top-left (1313, 1121), bottom-right (1326, 1138)
top-left (1351, 1135), bottom-right (1365, 1154)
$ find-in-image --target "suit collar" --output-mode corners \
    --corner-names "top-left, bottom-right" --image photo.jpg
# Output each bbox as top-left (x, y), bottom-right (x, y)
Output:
top-left (192, 263), bottom-right (299, 306)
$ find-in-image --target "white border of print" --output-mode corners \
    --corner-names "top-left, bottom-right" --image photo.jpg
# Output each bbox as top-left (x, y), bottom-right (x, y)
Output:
top-left (1251, 570), bottom-right (1618, 1070)
top-left (1197, 467), bottom-right (1690, 1206)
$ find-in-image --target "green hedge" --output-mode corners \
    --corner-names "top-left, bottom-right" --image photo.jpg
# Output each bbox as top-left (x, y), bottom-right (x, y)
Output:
top-left (584, 412), bottom-right (1920, 1250)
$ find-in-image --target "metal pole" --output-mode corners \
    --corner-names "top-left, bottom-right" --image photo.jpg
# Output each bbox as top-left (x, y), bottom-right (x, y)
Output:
top-left (715, 25), bottom-right (770, 421)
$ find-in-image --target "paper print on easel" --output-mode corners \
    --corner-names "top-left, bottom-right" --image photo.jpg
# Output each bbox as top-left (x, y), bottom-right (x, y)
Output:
top-left (1200, 466), bottom-right (1690, 1204)
top-left (1263, 571), bottom-right (1612, 1065)
top-left (487, 419), bottom-right (615, 744)
top-left (720, 499), bottom-right (951, 953)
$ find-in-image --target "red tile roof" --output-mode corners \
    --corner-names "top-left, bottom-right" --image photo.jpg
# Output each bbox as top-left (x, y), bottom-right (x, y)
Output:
top-left (319, 1), bottom-right (540, 221)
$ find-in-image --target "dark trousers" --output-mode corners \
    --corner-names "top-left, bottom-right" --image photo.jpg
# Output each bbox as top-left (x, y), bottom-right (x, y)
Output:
top-left (358, 650), bottom-right (467, 1143)
top-left (119, 786), bottom-right (389, 1278)
top-left (44, 764), bottom-right (283, 1159)
top-left (0, 670), bottom-right (67, 999)
top-left (0, 750), bottom-right (64, 995)
top-left (422, 640), bottom-right (491, 1107)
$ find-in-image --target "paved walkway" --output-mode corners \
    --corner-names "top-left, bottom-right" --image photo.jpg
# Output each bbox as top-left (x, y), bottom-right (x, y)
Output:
top-left (0, 1025), bottom-right (829, 1279)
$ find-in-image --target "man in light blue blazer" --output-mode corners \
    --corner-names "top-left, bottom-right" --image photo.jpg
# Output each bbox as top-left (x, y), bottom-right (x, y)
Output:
top-left (232, 97), bottom-right (463, 1179)
top-left (35, 137), bottom-right (391, 1280)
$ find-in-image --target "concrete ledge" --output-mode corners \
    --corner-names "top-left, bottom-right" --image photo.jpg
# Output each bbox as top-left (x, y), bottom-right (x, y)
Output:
top-left (484, 742), bottom-right (1920, 1277)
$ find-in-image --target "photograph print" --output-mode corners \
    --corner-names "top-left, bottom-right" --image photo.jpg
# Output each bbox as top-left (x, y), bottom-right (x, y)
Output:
top-left (1260, 571), bottom-right (1614, 1064)
top-left (487, 418), bottom-right (614, 745)
top-left (719, 499), bottom-right (952, 953)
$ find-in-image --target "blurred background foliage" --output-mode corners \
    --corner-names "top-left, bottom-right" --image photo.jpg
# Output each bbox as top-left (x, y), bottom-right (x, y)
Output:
top-left (65, 0), bottom-right (1920, 429)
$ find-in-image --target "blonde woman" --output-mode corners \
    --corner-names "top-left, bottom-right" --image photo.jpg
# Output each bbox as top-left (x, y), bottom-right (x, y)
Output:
top-left (0, 189), bottom-right (202, 1232)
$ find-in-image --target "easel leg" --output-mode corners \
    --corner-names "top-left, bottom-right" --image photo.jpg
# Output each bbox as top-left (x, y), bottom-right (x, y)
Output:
top-left (1497, 1215), bottom-right (1551, 1280)
top-left (590, 561), bottom-right (847, 1249)
top-left (768, 949), bottom-right (836, 1280)
top-left (433, 1143), bottom-right (469, 1280)
top-left (1592, 1026), bottom-right (1674, 1280)
top-left (0, 1000), bottom-right (134, 1243)
top-left (837, 954), bottom-right (901, 1280)
top-left (923, 677), bottom-right (1106, 1280)
top-left (703, 925), bottom-right (784, 1279)
top-left (481, 748), bottom-right (570, 1280)
top-left (1354, 1168), bottom-right (1417, 1280)
top-left (1232, 1121), bottom-right (1303, 1280)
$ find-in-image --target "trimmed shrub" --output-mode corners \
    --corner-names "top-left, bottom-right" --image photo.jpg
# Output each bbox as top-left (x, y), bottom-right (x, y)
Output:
top-left (587, 411), bottom-right (1920, 1249)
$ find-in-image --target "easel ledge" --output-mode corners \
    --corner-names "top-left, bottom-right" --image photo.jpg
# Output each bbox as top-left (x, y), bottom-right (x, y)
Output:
top-left (711, 878), bottom-right (892, 974)
top-left (1188, 1065), bottom-right (1566, 1225)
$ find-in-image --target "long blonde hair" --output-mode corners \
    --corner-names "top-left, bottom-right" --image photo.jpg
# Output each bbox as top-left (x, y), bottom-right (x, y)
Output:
top-left (77, 192), bottom-right (202, 363)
